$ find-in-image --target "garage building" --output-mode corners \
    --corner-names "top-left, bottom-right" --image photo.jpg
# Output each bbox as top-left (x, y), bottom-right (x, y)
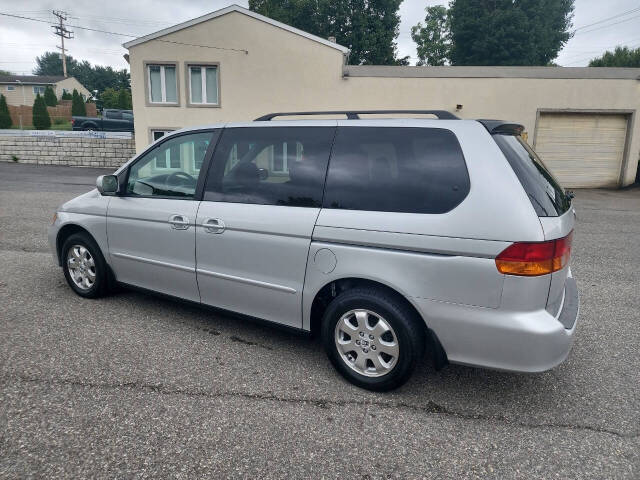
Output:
top-left (124, 5), bottom-right (640, 187)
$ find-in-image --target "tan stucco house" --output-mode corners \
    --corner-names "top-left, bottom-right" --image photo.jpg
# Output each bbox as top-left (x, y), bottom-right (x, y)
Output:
top-left (0, 75), bottom-right (91, 107)
top-left (124, 4), bottom-right (640, 187)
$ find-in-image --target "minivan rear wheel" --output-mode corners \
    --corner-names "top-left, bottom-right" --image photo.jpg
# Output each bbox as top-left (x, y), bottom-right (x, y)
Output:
top-left (61, 232), bottom-right (108, 298)
top-left (321, 288), bottom-right (425, 391)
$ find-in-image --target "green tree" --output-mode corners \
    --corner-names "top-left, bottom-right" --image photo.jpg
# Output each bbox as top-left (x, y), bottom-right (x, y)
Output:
top-left (61, 90), bottom-right (73, 100)
top-left (33, 51), bottom-right (78, 77)
top-left (589, 46), bottom-right (640, 67)
top-left (0, 69), bottom-right (13, 76)
top-left (100, 87), bottom-right (119, 109)
top-left (32, 94), bottom-right (51, 130)
top-left (117, 88), bottom-right (132, 109)
top-left (0, 94), bottom-right (12, 129)
top-left (446, 0), bottom-right (574, 66)
top-left (71, 89), bottom-right (86, 116)
top-left (34, 52), bottom-right (130, 96)
top-left (249, 0), bottom-right (408, 65)
top-left (411, 5), bottom-right (450, 66)
top-left (100, 87), bottom-right (132, 110)
top-left (43, 86), bottom-right (58, 106)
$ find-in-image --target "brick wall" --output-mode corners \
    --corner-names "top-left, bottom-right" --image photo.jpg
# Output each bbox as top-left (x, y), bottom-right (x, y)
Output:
top-left (0, 134), bottom-right (136, 168)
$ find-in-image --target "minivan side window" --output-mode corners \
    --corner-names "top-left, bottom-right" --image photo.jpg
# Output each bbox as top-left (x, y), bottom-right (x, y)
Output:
top-left (323, 127), bottom-right (470, 214)
top-left (204, 127), bottom-right (334, 207)
top-left (126, 131), bottom-right (214, 198)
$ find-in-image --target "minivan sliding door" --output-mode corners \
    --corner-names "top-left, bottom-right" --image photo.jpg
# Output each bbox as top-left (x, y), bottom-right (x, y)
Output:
top-left (196, 126), bottom-right (335, 328)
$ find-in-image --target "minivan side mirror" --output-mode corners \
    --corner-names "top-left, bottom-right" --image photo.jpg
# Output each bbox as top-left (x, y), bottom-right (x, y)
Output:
top-left (96, 175), bottom-right (119, 195)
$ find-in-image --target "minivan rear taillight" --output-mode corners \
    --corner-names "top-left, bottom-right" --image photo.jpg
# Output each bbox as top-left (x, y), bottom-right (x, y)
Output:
top-left (495, 231), bottom-right (573, 276)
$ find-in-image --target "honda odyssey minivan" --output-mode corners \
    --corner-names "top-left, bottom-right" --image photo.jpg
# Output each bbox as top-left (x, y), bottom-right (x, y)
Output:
top-left (49, 110), bottom-right (579, 391)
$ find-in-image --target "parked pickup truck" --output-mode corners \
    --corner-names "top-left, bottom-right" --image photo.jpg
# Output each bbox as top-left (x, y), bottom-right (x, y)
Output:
top-left (72, 109), bottom-right (134, 132)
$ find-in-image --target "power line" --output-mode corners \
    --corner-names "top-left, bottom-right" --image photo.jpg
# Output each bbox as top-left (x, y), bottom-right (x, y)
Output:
top-left (574, 13), bottom-right (640, 36)
top-left (1, 12), bottom-right (52, 25)
top-left (559, 36), bottom-right (640, 62)
top-left (0, 11), bottom-right (248, 54)
top-left (0, 42), bottom-right (123, 52)
top-left (563, 41), bottom-right (640, 66)
top-left (560, 51), bottom-right (602, 61)
top-left (574, 6), bottom-right (640, 31)
top-left (72, 14), bottom-right (172, 27)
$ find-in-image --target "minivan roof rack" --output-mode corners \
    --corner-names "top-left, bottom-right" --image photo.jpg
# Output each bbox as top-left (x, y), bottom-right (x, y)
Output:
top-left (254, 110), bottom-right (460, 121)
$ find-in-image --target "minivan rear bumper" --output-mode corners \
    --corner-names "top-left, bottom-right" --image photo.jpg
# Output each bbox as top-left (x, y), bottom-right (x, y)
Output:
top-left (412, 272), bottom-right (579, 373)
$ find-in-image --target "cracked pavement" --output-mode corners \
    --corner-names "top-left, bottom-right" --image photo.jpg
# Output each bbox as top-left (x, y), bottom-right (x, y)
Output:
top-left (0, 162), bottom-right (639, 478)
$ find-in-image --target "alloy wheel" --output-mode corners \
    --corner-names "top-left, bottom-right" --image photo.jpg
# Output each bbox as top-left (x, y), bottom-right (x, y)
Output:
top-left (334, 309), bottom-right (399, 377)
top-left (66, 245), bottom-right (96, 290)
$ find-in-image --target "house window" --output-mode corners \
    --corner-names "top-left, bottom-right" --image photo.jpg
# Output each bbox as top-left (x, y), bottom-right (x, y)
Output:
top-left (269, 141), bottom-right (304, 174)
top-left (151, 129), bottom-right (174, 142)
top-left (150, 135), bottom-right (204, 171)
top-left (7, 85), bottom-right (15, 91)
top-left (154, 148), bottom-right (178, 170)
top-left (147, 64), bottom-right (177, 104)
top-left (188, 65), bottom-right (219, 105)
top-left (33, 86), bottom-right (46, 95)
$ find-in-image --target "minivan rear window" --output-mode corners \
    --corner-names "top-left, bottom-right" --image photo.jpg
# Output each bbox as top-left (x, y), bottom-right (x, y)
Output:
top-left (323, 127), bottom-right (470, 214)
top-left (493, 135), bottom-right (571, 217)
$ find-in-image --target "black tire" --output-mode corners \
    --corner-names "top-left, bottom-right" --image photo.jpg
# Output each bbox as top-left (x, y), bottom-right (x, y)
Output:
top-left (61, 232), bottom-right (109, 298)
top-left (321, 287), bottom-right (425, 391)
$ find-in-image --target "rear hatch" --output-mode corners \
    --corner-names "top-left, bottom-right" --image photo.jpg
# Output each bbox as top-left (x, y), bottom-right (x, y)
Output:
top-left (487, 122), bottom-right (575, 313)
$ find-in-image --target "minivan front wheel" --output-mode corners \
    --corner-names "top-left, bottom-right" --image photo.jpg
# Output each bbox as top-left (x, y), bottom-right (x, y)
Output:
top-left (61, 232), bottom-right (108, 298)
top-left (321, 288), bottom-right (425, 391)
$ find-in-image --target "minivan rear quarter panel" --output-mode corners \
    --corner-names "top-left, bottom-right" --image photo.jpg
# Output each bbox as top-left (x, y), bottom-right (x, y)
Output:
top-left (540, 206), bottom-right (577, 312)
top-left (302, 240), bottom-right (505, 330)
top-left (310, 120), bottom-right (546, 318)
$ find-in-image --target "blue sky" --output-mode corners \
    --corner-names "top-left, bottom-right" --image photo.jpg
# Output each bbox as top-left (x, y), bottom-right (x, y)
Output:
top-left (1, 0), bottom-right (639, 74)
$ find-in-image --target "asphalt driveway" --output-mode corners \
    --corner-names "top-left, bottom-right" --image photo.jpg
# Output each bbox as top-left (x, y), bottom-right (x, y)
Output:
top-left (0, 162), bottom-right (638, 479)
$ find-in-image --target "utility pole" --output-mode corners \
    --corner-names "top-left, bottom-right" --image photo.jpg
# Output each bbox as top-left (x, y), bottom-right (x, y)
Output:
top-left (52, 11), bottom-right (73, 77)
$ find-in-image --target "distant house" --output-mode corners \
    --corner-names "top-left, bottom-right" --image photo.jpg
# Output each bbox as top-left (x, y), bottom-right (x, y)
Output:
top-left (0, 75), bottom-right (91, 106)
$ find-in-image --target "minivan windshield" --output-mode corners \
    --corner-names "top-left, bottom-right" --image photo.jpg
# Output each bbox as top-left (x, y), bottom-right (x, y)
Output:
top-left (493, 134), bottom-right (571, 217)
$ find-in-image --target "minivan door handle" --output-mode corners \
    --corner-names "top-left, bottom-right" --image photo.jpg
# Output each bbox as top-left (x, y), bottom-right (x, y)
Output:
top-left (168, 214), bottom-right (190, 230)
top-left (201, 217), bottom-right (226, 234)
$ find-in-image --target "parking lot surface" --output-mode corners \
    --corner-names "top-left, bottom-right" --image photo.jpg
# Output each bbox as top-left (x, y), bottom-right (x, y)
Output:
top-left (1, 162), bottom-right (638, 479)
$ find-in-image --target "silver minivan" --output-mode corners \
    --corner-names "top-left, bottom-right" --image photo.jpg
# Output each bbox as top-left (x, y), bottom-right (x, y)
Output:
top-left (48, 110), bottom-right (579, 391)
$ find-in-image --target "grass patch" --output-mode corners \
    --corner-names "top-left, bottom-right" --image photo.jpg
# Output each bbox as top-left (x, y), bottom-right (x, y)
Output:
top-left (51, 121), bottom-right (72, 130)
top-left (8, 121), bottom-right (72, 131)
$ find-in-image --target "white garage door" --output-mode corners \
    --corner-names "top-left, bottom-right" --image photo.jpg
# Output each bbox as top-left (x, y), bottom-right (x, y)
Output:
top-left (535, 113), bottom-right (628, 188)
